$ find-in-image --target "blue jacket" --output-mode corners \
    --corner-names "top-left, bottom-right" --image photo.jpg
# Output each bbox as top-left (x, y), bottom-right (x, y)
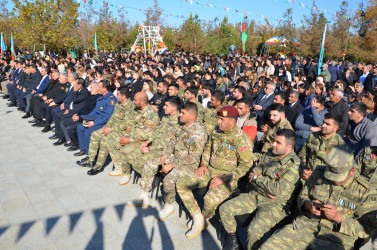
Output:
top-left (89, 92), bottom-right (117, 126)
top-left (62, 85), bottom-right (75, 109)
top-left (34, 76), bottom-right (50, 94)
top-left (295, 107), bottom-right (328, 139)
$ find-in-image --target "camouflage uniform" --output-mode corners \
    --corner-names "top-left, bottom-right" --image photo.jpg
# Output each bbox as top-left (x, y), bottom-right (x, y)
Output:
top-left (194, 100), bottom-right (205, 125)
top-left (261, 118), bottom-right (292, 153)
top-left (219, 150), bottom-right (301, 249)
top-left (176, 126), bottom-right (254, 219)
top-left (299, 132), bottom-right (346, 172)
top-left (120, 113), bottom-right (180, 188)
top-left (355, 146), bottom-right (377, 186)
top-left (261, 148), bottom-right (377, 250)
top-left (87, 99), bottom-right (135, 168)
top-left (143, 121), bottom-right (207, 204)
top-left (202, 106), bottom-right (223, 135)
top-left (178, 86), bottom-right (185, 100)
top-left (107, 104), bottom-right (159, 175)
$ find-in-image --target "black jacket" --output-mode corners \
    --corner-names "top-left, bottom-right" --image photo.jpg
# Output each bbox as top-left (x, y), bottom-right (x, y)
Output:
top-left (329, 99), bottom-right (349, 137)
top-left (69, 87), bottom-right (90, 113)
top-left (52, 82), bottom-right (70, 104)
top-left (76, 94), bottom-right (100, 115)
top-left (25, 71), bottom-right (42, 91)
top-left (286, 102), bottom-right (305, 129)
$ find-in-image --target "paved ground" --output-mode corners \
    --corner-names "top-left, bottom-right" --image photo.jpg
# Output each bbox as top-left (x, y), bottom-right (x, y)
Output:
top-left (0, 97), bottom-right (373, 250)
top-left (0, 97), bottom-right (222, 250)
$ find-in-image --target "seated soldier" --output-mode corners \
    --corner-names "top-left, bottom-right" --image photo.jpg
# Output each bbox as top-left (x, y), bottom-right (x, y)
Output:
top-left (299, 113), bottom-right (346, 181)
top-left (260, 103), bottom-right (293, 153)
top-left (202, 90), bottom-right (225, 135)
top-left (176, 106), bottom-right (254, 239)
top-left (184, 86), bottom-right (205, 123)
top-left (126, 101), bottom-right (205, 221)
top-left (261, 146), bottom-right (377, 250)
top-left (78, 86), bottom-right (135, 175)
top-left (220, 129), bottom-right (301, 249)
top-left (106, 92), bottom-right (159, 185)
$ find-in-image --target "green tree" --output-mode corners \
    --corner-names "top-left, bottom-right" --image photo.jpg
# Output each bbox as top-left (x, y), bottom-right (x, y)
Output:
top-left (145, 0), bottom-right (164, 26)
top-left (175, 14), bottom-right (206, 53)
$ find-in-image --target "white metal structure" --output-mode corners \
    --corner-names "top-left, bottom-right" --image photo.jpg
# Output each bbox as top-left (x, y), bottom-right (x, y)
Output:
top-left (130, 25), bottom-right (167, 55)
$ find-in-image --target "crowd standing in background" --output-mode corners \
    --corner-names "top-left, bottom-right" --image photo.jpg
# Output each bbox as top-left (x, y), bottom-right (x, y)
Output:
top-left (0, 50), bottom-right (376, 249)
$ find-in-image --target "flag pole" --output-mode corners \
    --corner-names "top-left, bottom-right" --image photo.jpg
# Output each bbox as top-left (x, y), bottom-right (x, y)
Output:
top-left (318, 24), bottom-right (327, 76)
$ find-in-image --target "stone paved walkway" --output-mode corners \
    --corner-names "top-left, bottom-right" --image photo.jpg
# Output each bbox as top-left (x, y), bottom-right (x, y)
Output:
top-left (0, 98), bottom-right (222, 250)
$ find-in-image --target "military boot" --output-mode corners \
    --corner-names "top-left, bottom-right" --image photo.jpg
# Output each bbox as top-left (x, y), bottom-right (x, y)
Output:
top-left (185, 213), bottom-right (208, 239)
top-left (119, 174), bottom-right (131, 185)
top-left (226, 232), bottom-right (239, 250)
top-left (126, 190), bottom-right (150, 208)
top-left (156, 203), bottom-right (174, 220)
top-left (109, 165), bottom-right (123, 176)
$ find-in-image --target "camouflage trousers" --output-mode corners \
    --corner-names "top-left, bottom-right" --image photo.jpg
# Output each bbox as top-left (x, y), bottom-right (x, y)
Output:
top-left (176, 172), bottom-right (233, 219)
top-left (260, 216), bottom-right (353, 250)
top-left (124, 148), bottom-right (162, 177)
top-left (88, 129), bottom-right (122, 168)
top-left (106, 137), bottom-right (143, 175)
top-left (140, 151), bottom-right (163, 192)
top-left (219, 192), bottom-right (286, 250)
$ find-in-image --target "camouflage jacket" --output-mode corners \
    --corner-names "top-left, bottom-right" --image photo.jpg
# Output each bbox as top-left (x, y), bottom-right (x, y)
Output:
top-left (106, 98), bottom-right (135, 132)
top-left (195, 100), bottom-right (206, 125)
top-left (128, 104), bottom-right (159, 143)
top-left (299, 132), bottom-right (346, 171)
top-left (164, 121), bottom-right (207, 173)
top-left (202, 126), bottom-right (254, 190)
top-left (149, 113), bottom-right (180, 151)
top-left (261, 118), bottom-right (293, 153)
top-left (202, 105), bottom-right (223, 135)
top-left (297, 169), bottom-right (377, 247)
top-left (252, 150), bottom-right (301, 207)
top-left (355, 146), bottom-right (377, 186)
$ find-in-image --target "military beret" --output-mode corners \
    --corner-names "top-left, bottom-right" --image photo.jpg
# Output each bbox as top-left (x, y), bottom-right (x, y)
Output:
top-left (217, 106), bottom-right (239, 118)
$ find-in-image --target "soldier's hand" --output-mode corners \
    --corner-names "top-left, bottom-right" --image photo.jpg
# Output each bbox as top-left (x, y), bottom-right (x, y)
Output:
top-left (140, 146), bottom-right (149, 154)
top-left (160, 163), bottom-right (174, 174)
top-left (321, 205), bottom-right (342, 224)
top-left (140, 141), bottom-right (150, 150)
top-left (260, 124), bottom-right (269, 133)
top-left (151, 105), bottom-right (159, 112)
top-left (302, 169), bottom-right (313, 180)
top-left (195, 166), bottom-right (208, 178)
top-left (209, 176), bottom-right (224, 189)
top-left (102, 126), bottom-right (110, 135)
top-left (304, 200), bottom-right (322, 217)
top-left (159, 155), bottom-right (167, 165)
top-left (120, 136), bottom-right (129, 145)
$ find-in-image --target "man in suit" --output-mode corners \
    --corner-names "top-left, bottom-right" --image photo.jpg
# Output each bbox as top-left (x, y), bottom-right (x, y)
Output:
top-left (286, 90), bottom-right (305, 127)
top-left (60, 82), bottom-right (100, 151)
top-left (51, 77), bottom-right (90, 145)
top-left (22, 67), bottom-right (50, 119)
top-left (38, 72), bottom-right (70, 132)
top-left (7, 60), bottom-right (25, 106)
top-left (16, 64), bottom-right (42, 113)
top-left (251, 82), bottom-right (276, 121)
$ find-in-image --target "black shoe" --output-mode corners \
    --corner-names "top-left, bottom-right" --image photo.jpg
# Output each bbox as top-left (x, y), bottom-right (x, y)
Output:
top-left (53, 139), bottom-right (65, 146)
top-left (74, 150), bottom-right (86, 156)
top-left (87, 167), bottom-right (103, 175)
top-left (22, 112), bottom-right (31, 119)
top-left (41, 125), bottom-right (51, 133)
top-left (80, 162), bottom-right (93, 168)
top-left (226, 232), bottom-right (240, 250)
top-left (68, 145), bottom-right (80, 152)
top-left (31, 121), bottom-right (41, 127)
top-left (28, 119), bottom-right (38, 123)
top-left (64, 141), bottom-right (73, 147)
top-left (7, 102), bottom-right (16, 107)
top-left (2, 95), bottom-right (9, 99)
top-left (49, 134), bottom-right (59, 140)
top-left (17, 107), bottom-right (25, 111)
top-left (76, 156), bottom-right (89, 165)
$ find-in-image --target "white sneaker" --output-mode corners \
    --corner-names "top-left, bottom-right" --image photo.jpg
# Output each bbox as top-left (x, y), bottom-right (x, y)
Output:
top-left (126, 191), bottom-right (150, 208)
top-left (156, 203), bottom-right (175, 220)
top-left (119, 174), bottom-right (131, 185)
top-left (109, 168), bottom-right (123, 176)
top-left (185, 213), bottom-right (208, 239)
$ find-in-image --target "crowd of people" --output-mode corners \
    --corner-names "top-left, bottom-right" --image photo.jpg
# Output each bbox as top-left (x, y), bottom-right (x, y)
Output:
top-left (0, 49), bottom-right (376, 249)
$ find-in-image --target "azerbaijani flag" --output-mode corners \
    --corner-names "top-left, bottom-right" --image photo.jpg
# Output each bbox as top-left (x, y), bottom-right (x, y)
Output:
top-left (94, 33), bottom-right (98, 52)
top-left (0, 33), bottom-right (4, 53)
top-left (318, 24), bottom-right (327, 76)
top-left (71, 46), bottom-right (77, 59)
top-left (241, 22), bottom-right (247, 56)
top-left (11, 33), bottom-right (16, 60)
